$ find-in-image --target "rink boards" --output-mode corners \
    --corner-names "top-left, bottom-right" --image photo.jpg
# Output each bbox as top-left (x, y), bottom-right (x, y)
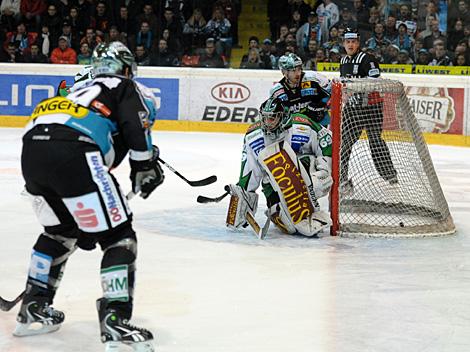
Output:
top-left (0, 64), bottom-right (468, 146)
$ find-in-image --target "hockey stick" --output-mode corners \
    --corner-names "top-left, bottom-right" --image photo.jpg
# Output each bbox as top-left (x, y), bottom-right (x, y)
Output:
top-left (158, 157), bottom-right (217, 187)
top-left (0, 291), bottom-right (25, 312)
top-left (196, 185), bottom-right (231, 204)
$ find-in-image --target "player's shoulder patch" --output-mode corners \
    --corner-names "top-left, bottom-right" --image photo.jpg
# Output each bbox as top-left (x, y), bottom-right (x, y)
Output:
top-left (291, 113), bottom-right (314, 128)
top-left (270, 83), bottom-right (285, 97)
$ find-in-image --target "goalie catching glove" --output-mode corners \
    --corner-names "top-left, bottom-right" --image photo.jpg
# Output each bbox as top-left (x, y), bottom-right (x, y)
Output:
top-left (226, 184), bottom-right (258, 229)
top-left (130, 145), bottom-right (164, 199)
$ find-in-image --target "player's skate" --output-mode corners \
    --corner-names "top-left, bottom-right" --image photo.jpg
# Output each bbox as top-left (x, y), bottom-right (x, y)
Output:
top-left (13, 299), bottom-right (64, 337)
top-left (97, 298), bottom-right (155, 352)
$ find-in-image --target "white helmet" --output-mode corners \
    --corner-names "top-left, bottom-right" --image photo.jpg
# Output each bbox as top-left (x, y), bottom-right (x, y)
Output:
top-left (71, 65), bottom-right (95, 92)
top-left (92, 41), bottom-right (137, 78)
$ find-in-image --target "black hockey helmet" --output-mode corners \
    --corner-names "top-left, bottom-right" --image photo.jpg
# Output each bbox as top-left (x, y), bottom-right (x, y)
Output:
top-left (259, 97), bottom-right (290, 139)
top-left (343, 27), bottom-right (360, 40)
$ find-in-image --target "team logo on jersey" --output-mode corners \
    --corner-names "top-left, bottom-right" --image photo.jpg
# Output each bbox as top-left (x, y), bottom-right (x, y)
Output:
top-left (301, 81), bottom-right (312, 89)
top-left (301, 88), bottom-right (316, 96)
top-left (31, 97), bottom-right (88, 119)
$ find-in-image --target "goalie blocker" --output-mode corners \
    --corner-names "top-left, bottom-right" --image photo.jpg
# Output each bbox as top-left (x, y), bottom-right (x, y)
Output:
top-left (226, 143), bottom-right (331, 238)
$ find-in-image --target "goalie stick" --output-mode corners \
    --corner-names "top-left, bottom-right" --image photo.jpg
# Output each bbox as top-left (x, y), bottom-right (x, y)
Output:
top-left (158, 157), bottom-right (217, 187)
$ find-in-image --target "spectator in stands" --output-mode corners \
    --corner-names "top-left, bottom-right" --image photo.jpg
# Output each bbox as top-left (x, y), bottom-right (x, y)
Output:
top-left (453, 52), bottom-right (469, 66)
top-left (421, 1), bottom-right (439, 33)
top-left (77, 41), bottom-right (91, 64)
top-left (36, 25), bottom-right (51, 57)
top-left (240, 36), bottom-right (271, 69)
top-left (411, 37), bottom-right (424, 62)
top-left (20, 0), bottom-right (46, 32)
top-left (384, 15), bottom-right (398, 41)
top-left (205, 6), bottom-right (231, 58)
top-left (448, 0), bottom-right (470, 28)
top-left (289, 0), bottom-right (312, 23)
top-left (4, 22), bottom-right (36, 56)
top-left (368, 7), bottom-right (382, 28)
top-left (1, 0), bottom-right (21, 32)
top-left (397, 49), bottom-right (414, 64)
top-left (268, 0), bottom-right (290, 41)
top-left (429, 41), bottom-right (453, 66)
top-left (135, 21), bottom-right (154, 52)
top-left (260, 38), bottom-right (276, 69)
top-left (296, 12), bottom-right (321, 52)
top-left (50, 35), bottom-right (77, 64)
top-left (106, 25), bottom-right (124, 45)
top-left (161, 7), bottom-right (183, 55)
top-left (423, 19), bottom-right (446, 50)
top-left (366, 22), bottom-right (391, 55)
top-left (276, 24), bottom-right (290, 56)
top-left (447, 19), bottom-right (465, 51)
top-left (150, 38), bottom-right (179, 67)
top-left (383, 43), bottom-right (400, 64)
top-left (68, 6), bottom-right (86, 37)
top-left (240, 48), bottom-right (264, 69)
top-left (182, 8), bottom-right (207, 54)
top-left (137, 3), bottom-right (160, 37)
top-left (336, 7), bottom-right (357, 32)
top-left (80, 27), bottom-right (101, 52)
top-left (161, 28), bottom-right (181, 58)
top-left (322, 25), bottom-right (342, 53)
top-left (392, 23), bottom-right (414, 55)
top-left (396, 3), bottom-right (417, 36)
top-left (216, 0), bottom-right (240, 48)
top-left (416, 48), bottom-right (431, 65)
top-left (288, 10), bottom-right (303, 35)
top-left (22, 42), bottom-right (48, 63)
top-left (114, 6), bottom-right (137, 47)
top-left (316, 0), bottom-right (339, 43)
top-left (352, 0), bottom-right (370, 42)
top-left (328, 47), bottom-right (341, 62)
top-left (134, 44), bottom-right (151, 66)
top-left (41, 4), bottom-right (62, 46)
top-left (74, 0), bottom-right (92, 24)
top-left (59, 20), bottom-right (80, 52)
top-left (198, 37), bottom-right (224, 68)
top-left (92, 2), bottom-right (110, 39)
top-left (1, 42), bottom-right (22, 62)
top-left (300, 38), bottom-right (318, 64)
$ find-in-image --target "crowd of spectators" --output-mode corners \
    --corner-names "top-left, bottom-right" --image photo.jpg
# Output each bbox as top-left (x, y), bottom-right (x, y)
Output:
top-left (0, 0), bottom-right (468, 69)
top-left (0, 0), bottom-right (241, 67)
top-left (264, 0), bottom-right (470, 69)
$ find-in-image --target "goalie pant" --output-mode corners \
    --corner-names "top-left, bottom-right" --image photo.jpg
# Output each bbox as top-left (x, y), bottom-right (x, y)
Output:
top-left (234, 113), bottom-right (333, 236)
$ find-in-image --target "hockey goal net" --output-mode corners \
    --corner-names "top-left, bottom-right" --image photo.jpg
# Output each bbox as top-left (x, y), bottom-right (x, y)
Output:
top-left (330, 79), bottom-right (455, 238)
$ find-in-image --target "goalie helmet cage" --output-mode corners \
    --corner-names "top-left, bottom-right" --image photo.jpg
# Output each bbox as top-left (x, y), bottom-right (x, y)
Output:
top-left (329, 79), bottom-right (455, 238)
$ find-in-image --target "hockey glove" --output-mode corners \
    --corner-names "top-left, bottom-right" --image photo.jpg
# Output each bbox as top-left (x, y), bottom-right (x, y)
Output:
top-left (129, 146), bottom-right (164, 199)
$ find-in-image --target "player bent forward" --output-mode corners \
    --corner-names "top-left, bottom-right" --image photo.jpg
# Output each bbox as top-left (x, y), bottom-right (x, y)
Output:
top-left (226, 97), bottom-right (333, 237)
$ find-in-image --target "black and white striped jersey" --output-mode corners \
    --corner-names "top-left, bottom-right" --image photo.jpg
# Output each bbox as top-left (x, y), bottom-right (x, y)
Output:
top-left (339, 51), bottom-right (381, 78)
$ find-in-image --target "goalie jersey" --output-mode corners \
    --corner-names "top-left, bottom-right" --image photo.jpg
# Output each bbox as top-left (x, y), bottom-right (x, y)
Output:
top-left (238, 113), bottom-right (332, 206)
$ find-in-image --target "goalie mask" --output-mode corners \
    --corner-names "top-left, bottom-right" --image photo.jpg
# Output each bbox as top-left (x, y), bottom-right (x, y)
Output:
top-left (92, 41), bottom-right (137, 79)
top-left (259, 97), bottom-right (290, 139)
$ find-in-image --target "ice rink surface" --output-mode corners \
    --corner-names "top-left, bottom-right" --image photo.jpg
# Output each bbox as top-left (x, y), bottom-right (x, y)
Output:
top-left (0, 128), bottom-right (470, 352)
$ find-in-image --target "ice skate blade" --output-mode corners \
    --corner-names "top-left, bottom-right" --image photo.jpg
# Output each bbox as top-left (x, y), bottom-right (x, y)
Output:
top-left (105, 340), bottom-right (155, 352)
top-left (13, 322), bottom-right (61, 337)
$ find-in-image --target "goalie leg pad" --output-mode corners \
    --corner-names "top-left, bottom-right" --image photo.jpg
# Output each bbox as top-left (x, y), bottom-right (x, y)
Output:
top-left (226, 184), bottom-right (258, 229)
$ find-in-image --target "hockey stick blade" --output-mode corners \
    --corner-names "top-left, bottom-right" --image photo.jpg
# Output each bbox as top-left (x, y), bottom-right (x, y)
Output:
top-left (0, 291), bottom-right (25, 312)
top-left (158, 157), bottom-right (217, 187)
top-left (197, 190), bottom-right (230, 204)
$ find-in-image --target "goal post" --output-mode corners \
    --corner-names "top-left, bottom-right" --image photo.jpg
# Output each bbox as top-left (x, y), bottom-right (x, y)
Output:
top-left (329, 78), bottom-right (455, 238)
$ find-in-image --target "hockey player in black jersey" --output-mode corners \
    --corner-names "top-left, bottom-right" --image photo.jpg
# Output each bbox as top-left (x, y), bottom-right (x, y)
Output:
top-left (339, 28), bottom-right (397, 192)
top-left (269, 53), bottom-right (332, 126)
top-left (15, 42), bottom-right (161, 352)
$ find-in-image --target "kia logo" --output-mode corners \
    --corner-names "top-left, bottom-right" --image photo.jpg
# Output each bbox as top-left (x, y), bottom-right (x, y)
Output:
top-left (211, 82), bottom-right (251, 104)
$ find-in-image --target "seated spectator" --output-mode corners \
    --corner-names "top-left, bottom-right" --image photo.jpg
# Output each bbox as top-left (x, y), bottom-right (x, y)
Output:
top-left (239, 48), bottom-right (264, 69)
top-left (288, 10), bottom-right (303, 35)
top-left (114, 6), bottom-right (137, 46)
top-left (240, 36), bottom-right (271, 69)
top-left (215, 0), bottom-right (240, 47)
top-left (384, 15), bottom-right (397, 42)
top-left (161, 28), bottom-right (181, 57)
top-left (22, 42), bottom-right (48, 63)
top-left (322, 25), bottom-right (342, 53)
top-left (77, 41), bottom-right (91, 64)
top-left (137, 3), bottom-right (160, 36)
top-left (396, 3), bottom-right (417, 36)
top-left (41, 4), bottom-right (62, 45)
top-left (198, 37), bottom-right (225, 68)
top-left (134, 44), bottom-right (151, 66)
top-left (276, 24), bottom-right (290, 55)
top-left (20, 0), bottom-right (47, 32)
top-left (383, 43), bottom-right (400, 64)
top-left (416, 48), bottom-right (431, 65)
top-left (1, 0), bottom-right (21, 32)
top-left (368, 7), bottom-right (382, 28)
top-left (392, 23), bottom-right (413, 55)
top-left (4, 22), bottom-right (37, 56)
top-left (50, 35), bottom-right (77, 64)
top-left (106, 25), bottom-right (125, 45)
top-left (296, 12), bottom-right (321, 52)
top-left (447, 20), bottom-right (465, 51)
top-left (80, 27), bottom-right (101, 52)
top-left (36, 25), bottom-right (51, 57)
top-left (1, 42), bottom-right (23, 62)
top-left (300, 39), bottom-right (319, 64)
top-left (411, 37), bottom-right (424, 63)
top-left (135, 21), bottom-right (154, 52)
top-left (429, 42), bottom-right (453, 66)
top-left (59, 20), bottom-right (80, 52)
top-left (92, 2), bottom-right (110, 38)
top-left (366, 23), bottom-right (391, 56)
top-left (150, 38), bottom-right (179, 67)
top-left (182, 8), bottom-right (207, 54)
top-left (287, 0), bottom-right (311, 23)
top-left (205, 6), bottom-right (232, 58)
top-left (161, 7), bottom-right (183, 55)
top-left (68, 6), bottom-right (87, 37)
top-left (336, 7), bottom-right (357, 31)
top-left (353, 0), bottom-right (370, 41)
top-left (260, 38), bottom-right (276, 69)
top-left (397, 49), bottom-right (414, 64)
top-left (423, 19), bottom-right (446, 50)
top-left (316, 0), bottom-right (340, 43)
top-left (453, 53), bottom-right (469, 66)
top-left (328, 47), bottom-right (342, 63)
top-left (421, 1), bottom-right (439, 34)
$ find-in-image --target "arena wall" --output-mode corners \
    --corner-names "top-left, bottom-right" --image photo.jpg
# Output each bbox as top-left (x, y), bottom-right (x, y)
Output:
top-left (0, 64), bottom-right (468, 146)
